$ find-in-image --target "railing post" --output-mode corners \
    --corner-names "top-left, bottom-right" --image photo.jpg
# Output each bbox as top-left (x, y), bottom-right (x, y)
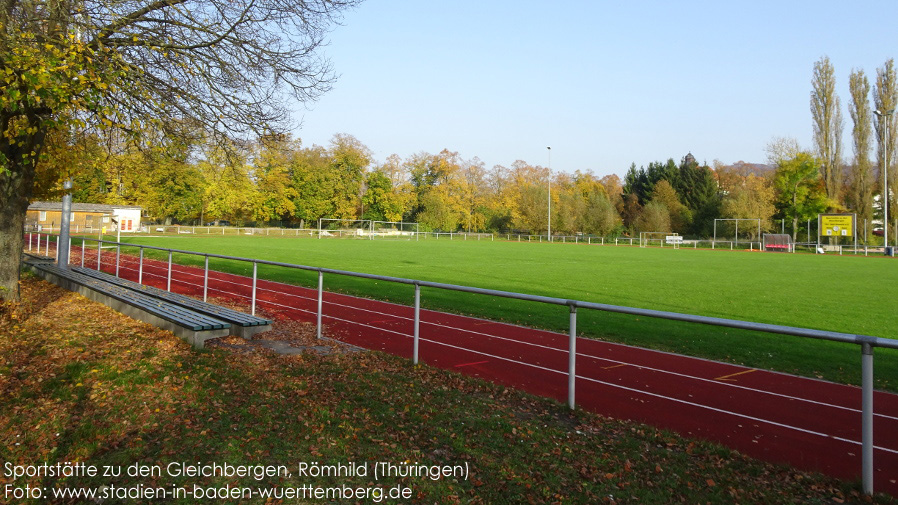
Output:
top-left (97, 238), bottom-right (102, 270)
top-left (138, 247), bottom-right (144, 284)
top-left (46, 234), bottom-right (51, 257)
top-left (115, 244), bottom-right (121, 277)
top-left (203, 255), bottom-right (209, 302)
top-left (251, 261), bottom-right (258, 316)
top-left (66, 237), bottom-right (71, 267)
top-left (80, 240), bottom-right (85, 268)
top-left (568, 304), bottom-right (578, 409)
top-left (316, 269), bottom-right (324, 339)
top-left (413, 283), bottom-right (421, 365)
top-left (861, 341), bottom-right (874, 495)
top-left (166, 250), bottom-right (173, 291)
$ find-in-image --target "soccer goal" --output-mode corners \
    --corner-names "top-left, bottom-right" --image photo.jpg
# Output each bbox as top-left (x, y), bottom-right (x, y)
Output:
top-left (371, 221), bottom-right (419, 240)
top-left (713, 218), bottom-right (761, 249)
top-left (639, 231), bottom-right (679, 248)
top-left (317, 219), bottom-right (373, 239)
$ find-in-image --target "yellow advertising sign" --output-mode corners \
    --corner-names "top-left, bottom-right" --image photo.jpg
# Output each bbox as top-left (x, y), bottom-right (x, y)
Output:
top-left (820, 214), bottom-right (854, 237)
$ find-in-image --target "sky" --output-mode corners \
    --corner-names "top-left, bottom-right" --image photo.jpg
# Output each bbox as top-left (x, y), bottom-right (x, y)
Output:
top-left (291, 0), bottom-right (898, 177)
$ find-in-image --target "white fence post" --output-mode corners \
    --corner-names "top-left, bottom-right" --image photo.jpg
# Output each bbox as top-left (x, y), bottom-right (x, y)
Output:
top-left (138, 247), bottom-right (144, 284)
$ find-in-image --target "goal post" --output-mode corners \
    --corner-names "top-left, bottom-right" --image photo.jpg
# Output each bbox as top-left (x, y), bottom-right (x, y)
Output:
top-left (713, 218), bottom-right (761, 249)
top-left (370, 221), bottom-right (420, 240)
top-left (317, 218), bottom-right (373, 239)
top-left (639, 231), bottom-right (679, 248)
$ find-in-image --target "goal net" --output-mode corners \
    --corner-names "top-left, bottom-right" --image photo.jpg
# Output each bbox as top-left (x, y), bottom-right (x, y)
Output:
top-left (639, 231), bottom-right (678, 248)
top-left (371, 221), bottom-right (419, 239)
top-left (317, 219), bottom-right (373, 238)
top-left (713, 218), bottom-right (761, 246)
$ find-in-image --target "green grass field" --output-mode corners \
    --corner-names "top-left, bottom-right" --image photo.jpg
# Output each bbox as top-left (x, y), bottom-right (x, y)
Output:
top-left (113, 234), bottom-right (898, 391)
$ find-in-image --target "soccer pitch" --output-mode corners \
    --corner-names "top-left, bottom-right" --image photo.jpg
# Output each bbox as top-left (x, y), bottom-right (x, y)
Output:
top-left (119, 234), bottom-right (898, 390)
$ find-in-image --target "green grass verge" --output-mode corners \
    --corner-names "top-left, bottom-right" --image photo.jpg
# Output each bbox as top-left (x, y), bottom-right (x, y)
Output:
top-left (107, 234), bottom-right (898, 391)
top-left (0, 277), bottom-right (891, 504)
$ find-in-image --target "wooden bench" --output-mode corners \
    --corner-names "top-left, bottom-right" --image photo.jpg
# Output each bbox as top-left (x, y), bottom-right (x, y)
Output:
top-left (25, 262), bottom-right (230, 349)
top-left (72, 266), bottom-right (272, 339)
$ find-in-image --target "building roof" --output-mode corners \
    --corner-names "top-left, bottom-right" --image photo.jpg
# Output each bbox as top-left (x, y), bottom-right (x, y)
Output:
top-left (28, 201), bottom-right (142, 212)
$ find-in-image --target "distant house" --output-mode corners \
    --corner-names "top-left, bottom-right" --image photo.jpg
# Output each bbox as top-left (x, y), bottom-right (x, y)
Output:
top-left (26, 202), bottom-right (143, 233)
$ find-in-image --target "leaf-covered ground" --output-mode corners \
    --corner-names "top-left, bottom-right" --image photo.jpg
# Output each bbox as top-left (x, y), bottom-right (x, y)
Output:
top-left (0, 276), bottom-right (893, 504)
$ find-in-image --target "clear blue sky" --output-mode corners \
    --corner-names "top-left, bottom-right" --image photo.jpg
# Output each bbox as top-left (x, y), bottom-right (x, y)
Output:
top-left (293, 0), bottom-right (898, 177)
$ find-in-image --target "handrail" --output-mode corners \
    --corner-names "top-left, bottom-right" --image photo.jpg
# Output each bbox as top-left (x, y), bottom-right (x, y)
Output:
top-left (29, 231), bottom-right (897, 494)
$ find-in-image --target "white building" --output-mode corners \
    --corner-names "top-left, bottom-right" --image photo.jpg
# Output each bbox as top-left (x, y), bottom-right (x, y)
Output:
top-left (26, 202), bottom-right (144, 233)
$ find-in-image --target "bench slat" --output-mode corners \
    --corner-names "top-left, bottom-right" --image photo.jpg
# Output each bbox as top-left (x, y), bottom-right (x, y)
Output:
top-left (30, 264), bottom-right (229, 331)
top-left (72, 266), bottom-right (272, 327)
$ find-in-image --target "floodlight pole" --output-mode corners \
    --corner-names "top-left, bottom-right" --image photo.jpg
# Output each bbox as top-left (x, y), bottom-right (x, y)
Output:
top-left (875, 108), bottom-right (894, 251)
top-left (547, 146), bottom-right (552, 242)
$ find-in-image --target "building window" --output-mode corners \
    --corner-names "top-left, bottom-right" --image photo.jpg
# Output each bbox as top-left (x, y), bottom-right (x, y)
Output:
top-left (103, 216), bottom-right (110, 223)
top-left (39, 211), bottom-right (46, 221)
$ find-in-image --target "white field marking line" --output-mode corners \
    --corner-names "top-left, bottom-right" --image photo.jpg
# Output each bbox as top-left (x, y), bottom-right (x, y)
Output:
top-left (117, 258), bottom-right (898, 422)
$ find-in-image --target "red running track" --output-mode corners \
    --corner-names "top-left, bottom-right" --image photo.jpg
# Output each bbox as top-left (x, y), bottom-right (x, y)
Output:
top-left (74, 246), bottom-right (898, 495)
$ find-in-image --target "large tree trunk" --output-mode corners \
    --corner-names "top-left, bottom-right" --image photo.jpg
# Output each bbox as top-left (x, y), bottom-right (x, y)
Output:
top-left (0, 124), bottom-right (43, 302)
top-left (0, 171), bottom-right (32, 302)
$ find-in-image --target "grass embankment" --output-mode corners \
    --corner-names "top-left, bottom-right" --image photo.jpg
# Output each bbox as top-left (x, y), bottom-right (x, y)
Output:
top-left (114, 235), bottom-right (898, 391)
top-left (1, 276), bottom-right (892, 504)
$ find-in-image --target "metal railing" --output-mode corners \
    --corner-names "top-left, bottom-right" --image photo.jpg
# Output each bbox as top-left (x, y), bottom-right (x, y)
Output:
top-left (26, 231), bottom-right (898, 495)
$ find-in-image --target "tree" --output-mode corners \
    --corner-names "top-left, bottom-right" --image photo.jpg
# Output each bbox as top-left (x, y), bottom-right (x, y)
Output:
top-left (766, 136), bottom-right (802, 166)
top-left (0, 0), bottom-right (359, 301)
top-left (810, 56), bottom-right (844, 201)
top-left (874, 59), bottom-right (898, 224)
top-left (459, 158), bottom-right (488, 232)
top-left (619, 193), bottom-right (642, 231)
top-left (582, 191), bottom-right (621, 236)
top-left (773, 153), bottom-right (829, 241)
top-left (288, 145), bottom-right (329, 224)
top-left (635, 201), bottom-right (671, 233)
top-left (650, 180), bottom-right (691, 233)
top-left (329, 133), bottom-right (371, 220)
top-left (199, 148), bottom-right (253, 225)
top-left (251, 135), bottom-right (298, 224)
top-left (362, 170), bottom-right (407, 222)
top-left (848, 68), bottom-right (874, 226)
top-left (721, 174), bottom-right (776, 240)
